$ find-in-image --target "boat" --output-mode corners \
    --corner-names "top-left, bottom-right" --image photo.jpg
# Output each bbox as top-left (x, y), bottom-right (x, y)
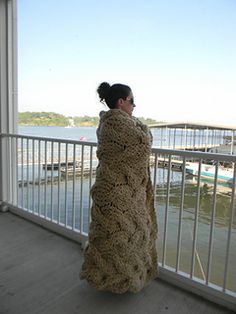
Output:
top-left (79, 136), bottom-right (87, 141)
top-left (185, 162), bottom-right (234, 185)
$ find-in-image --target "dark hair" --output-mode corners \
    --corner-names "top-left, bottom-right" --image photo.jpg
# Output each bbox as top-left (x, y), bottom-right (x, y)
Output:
top-left (97, 82), bottom-right (131, 109)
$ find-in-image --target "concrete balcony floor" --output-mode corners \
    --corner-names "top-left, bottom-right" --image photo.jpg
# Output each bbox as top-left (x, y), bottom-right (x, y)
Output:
top-left (0, 212), bottom-right (234, 314)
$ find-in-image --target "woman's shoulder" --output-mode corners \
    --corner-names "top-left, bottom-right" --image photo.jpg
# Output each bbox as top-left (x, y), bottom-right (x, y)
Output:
top-left (99, 109), bottom-right (134, 124)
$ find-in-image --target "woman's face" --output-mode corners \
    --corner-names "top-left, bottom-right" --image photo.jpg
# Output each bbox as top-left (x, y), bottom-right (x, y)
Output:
top-left (119, 92), bottom-right (136, 116)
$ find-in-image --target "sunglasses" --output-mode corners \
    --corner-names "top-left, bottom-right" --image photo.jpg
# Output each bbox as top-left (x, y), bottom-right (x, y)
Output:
top-left (126, 97), bottom-right (136, 106)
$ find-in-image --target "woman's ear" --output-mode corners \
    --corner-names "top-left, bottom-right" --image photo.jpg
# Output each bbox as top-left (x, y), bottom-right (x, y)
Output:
top-left (117, 98), bottom-right (124, 109)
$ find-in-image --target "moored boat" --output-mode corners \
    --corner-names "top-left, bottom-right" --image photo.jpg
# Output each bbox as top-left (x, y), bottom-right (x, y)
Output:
top-left (186, 162), bottom-right (234, 185)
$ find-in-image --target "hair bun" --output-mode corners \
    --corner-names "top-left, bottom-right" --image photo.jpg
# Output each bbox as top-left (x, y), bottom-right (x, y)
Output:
top-left (97, 82), bottom-right (110, 102)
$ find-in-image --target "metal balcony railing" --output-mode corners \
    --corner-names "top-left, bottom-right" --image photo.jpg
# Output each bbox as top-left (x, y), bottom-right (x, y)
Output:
top-left (1, 133), bottom-right (236, 310)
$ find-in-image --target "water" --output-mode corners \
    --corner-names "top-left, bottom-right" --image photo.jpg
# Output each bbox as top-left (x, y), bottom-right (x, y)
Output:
top-left (155, 170), bottom-right (236, 290)
top-left (19, 125), bottom-right (97, 142)
top-left (19, 125), bottom-right (227, 148)
top-left (17, 126), bottom-right (236, 292)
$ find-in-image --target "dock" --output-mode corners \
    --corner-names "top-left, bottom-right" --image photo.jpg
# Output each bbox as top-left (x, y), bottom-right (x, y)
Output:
top-left (60, 165), bottom-right (97, 176)
top-left (42, 161), bottom-right (77, 170)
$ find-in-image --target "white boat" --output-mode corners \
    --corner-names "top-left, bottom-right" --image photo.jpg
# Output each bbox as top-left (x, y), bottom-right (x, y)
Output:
top-left (185, 162), bottom-right (234, 185)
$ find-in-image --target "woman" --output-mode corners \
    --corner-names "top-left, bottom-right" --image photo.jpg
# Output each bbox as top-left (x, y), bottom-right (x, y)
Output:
top-left (80, 82), bottom-right (158, 293)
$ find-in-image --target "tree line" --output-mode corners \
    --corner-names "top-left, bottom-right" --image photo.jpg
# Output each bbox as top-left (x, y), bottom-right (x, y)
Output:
top-left (18, 111), bottom-right (160, 127)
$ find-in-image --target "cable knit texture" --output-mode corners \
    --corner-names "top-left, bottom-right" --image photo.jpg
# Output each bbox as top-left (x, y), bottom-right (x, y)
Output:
top-left (80, 109), bottom-right (158, 293)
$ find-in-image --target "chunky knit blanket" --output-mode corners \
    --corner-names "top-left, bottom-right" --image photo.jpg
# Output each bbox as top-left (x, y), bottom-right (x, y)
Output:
top-left (80, 109), bottom-right (158, 293)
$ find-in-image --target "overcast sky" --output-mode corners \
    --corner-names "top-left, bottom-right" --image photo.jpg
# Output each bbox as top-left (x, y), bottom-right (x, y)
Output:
top-left (18, 0), bottom-right (236, 126)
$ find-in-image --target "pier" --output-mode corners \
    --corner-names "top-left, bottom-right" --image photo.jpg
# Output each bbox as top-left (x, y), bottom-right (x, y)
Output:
top-left (149, 121), bottom-right (236, 153)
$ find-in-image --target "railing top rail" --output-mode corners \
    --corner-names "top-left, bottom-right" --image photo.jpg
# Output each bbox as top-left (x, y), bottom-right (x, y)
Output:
top-left (1, 132), bottom-right (236, 162)
top-left (0, 133), bottom-right (97, 146)
top-left (152, 147), bottom-right (236, 162)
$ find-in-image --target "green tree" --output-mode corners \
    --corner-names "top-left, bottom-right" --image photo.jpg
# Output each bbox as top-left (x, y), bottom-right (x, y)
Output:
top-left (18, 112), bottom-right (69, 126)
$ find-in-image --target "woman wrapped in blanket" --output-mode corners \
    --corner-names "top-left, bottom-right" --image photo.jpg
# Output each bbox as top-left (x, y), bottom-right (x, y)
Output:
top-left (80, 82), bottom-right (158, 293)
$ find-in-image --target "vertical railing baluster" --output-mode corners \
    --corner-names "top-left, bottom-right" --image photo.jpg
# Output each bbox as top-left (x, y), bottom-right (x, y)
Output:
top-left (26, 138), bottom-right (29, 210)
top-left (223, 163), bottom-right (236, 291)
top-left (88, 145), bottom-right (93, 226)
top-left (190, 159), bottom-right (202, 279)
top-left (64, 143), bottom-right (68, 226)
top-left (80, 145), bottom-right (85, 233)
top-left (206, 161), bottom-right (218, 285)
top-left (16, 137), bottom-right (19, 206)
top-left (21, 138), bottom-right (24, 208)
top-left (58, 142), bottom-right (61, 224)
top-left (176, 157), bottom-right (186, 272)
top-left (32, 139), bottom-right (35, 212)
top-left (162, 154), bottom-right (172, 266)
top-left (72, 143), bottom-right (76, 229)
top-left (51, 141), bottom-right (54, 221)
top-left (38, 140), bottom-right (41, 215)
top-left (153, 153), bottom-right (158, 201)
top-left (44, 140), bottom-right (48, 217)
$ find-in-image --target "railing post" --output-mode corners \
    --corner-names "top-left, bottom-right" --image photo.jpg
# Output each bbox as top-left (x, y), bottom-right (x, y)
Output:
top-left (0, 135), bottom-right (8, 211)
top-left (0, 0), bottom-right (18, 212)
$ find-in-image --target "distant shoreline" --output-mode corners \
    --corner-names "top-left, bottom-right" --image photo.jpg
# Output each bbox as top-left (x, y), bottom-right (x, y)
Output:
top-left (18, 111), bottom-right (160, 127)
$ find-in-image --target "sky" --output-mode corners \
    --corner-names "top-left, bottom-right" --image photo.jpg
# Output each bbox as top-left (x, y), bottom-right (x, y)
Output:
top-left (18, 0), bottom-right (236, 126)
